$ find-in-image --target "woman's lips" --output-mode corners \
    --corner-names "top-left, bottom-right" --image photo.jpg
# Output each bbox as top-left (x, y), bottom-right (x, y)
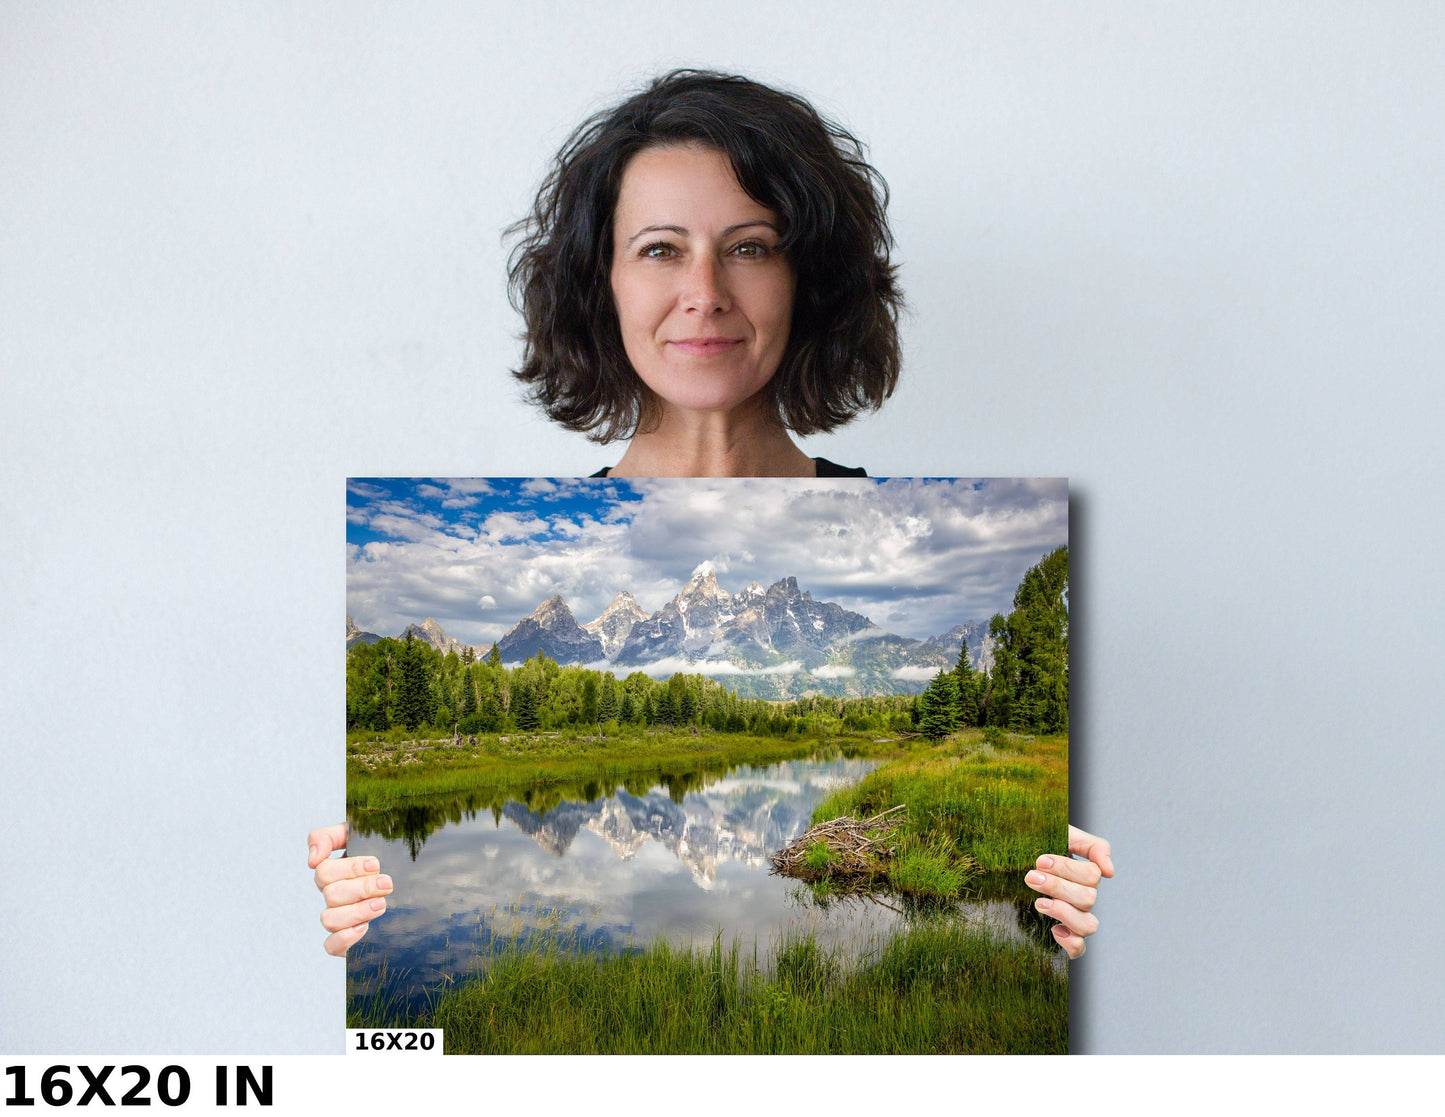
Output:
top-left (668, 337), bottom-right (743, 355)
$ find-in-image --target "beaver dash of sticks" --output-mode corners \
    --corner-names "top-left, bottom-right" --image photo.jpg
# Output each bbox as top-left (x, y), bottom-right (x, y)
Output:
top-left (767, 804), bottom-right (909, 884)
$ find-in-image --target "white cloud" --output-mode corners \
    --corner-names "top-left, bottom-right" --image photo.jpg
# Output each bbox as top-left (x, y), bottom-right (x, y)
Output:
top-left (631, 657), bottom-right (805, 678)
top-left (347, 476), bottom-right (1067, 649)
top-left (811, 664), bottom-right (856, 678)
top-left (481, 511), bottom-right (551, 541)
top-left (891, 666), bottom-right (946, 682)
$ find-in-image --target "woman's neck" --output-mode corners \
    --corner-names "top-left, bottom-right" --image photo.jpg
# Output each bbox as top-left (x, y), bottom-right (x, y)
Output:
top-left (608, 400), bottom-right (815, 478)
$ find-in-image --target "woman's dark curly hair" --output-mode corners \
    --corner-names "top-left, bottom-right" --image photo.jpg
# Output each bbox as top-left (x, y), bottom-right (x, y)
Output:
top-left (508, 69), bottom-right (903, 443)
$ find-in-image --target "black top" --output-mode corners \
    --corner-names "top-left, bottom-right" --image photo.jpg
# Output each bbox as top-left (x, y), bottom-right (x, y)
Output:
top-left (589, 456), bottom-right (866, 478)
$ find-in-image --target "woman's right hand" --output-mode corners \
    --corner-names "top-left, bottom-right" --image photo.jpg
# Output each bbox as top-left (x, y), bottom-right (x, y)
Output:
top-left (308, 823), bottom-right (392, 956)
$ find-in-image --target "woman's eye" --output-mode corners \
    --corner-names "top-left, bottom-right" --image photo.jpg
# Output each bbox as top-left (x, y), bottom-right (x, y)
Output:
top-left (731, 241), bottom-right (769, 258)
top-left (639, 242), bottom-right (676, 259)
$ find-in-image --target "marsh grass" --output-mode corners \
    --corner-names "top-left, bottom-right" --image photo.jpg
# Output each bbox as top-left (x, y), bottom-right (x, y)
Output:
top-left (347, 731), bottom-right (873, 810)
top-left (345, 947), bottom-right (416, 1030)
top-left (812, 730), bottom-right (1067, 874)
top-left (891, 839), bottom-right (972, 898)
top-left (403, 925), bottom-right (1064, 1054)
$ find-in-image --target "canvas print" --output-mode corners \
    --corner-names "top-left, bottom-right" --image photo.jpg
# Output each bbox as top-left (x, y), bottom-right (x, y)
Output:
top-left (344, 476), bottom-right (1070, 1053)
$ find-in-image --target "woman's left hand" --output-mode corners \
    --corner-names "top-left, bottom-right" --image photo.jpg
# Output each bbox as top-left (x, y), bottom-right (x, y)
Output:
top-left (1025, 825), bottom-right (1113, 959)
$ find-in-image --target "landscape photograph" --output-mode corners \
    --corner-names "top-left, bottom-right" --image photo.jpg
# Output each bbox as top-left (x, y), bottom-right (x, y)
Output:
top-left (344, 475), bottom-right (1070, 1053)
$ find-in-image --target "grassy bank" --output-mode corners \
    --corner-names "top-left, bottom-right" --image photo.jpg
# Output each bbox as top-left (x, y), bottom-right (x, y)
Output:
top-left (803, 730), bottom-right (1067, 900)
top-left (351, 926), bottom-right (1065, 1054)
top-left (346, 728), bottom-right (891, 809)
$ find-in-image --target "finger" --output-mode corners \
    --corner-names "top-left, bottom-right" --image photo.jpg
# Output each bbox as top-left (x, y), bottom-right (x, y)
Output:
top-left (314, 854), bottom-right (380, 891)
top-left (1052, 923), bottom-right (1085, 960)
top-left (308, 824), bottom-right (348, 869)
top-left (1068, 825), bottom-right (1114, 877)
top-left (324, 920), bottom-right (370, 958)
top-left (1034, 852), bottom-right (1102, 888)
top-left (323, 872), bottom-right (393, 908)
top-left (1024, 867), bottom-right (1097, 912)
top-left (1034, 895), bottom-right (1099, 938)
top-left (320, 894), bottom-right (388, 934)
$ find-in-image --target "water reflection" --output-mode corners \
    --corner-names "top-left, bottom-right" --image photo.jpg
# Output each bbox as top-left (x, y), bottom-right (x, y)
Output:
top-left (346, 754), bottom-right (1051, 1014)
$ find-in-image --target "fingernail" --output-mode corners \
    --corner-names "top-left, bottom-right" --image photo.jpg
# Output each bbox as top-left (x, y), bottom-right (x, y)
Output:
top-left (1026, 871), bottom-right (1046, 887)
top-left (363, 858), bottom-right (379, 873)
top-left (1052, 924), bottom-right (1068, 938)
top-left (354, 921), bottom-right (369, 939)
top-left (377, 875), bottom-right (393, 891)
top-left (1036, 897), bottom-right (1053, 911)
top-left (369, 897), bottom-right (387, 912)
top-left (1038, 855), bottom-right (1055, 870)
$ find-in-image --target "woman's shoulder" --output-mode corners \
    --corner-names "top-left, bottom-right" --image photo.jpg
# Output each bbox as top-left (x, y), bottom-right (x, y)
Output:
top-left (590, 459), bottom-right (866, 478)
top-left (811, 457), bottom-right (867, 477)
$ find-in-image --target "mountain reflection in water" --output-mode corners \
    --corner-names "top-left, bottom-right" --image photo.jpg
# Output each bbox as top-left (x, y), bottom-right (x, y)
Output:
top-left (346, 755), bottom-right (1048, 1014)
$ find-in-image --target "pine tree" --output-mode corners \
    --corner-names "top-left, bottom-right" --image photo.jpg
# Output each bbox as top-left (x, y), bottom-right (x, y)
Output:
top-left (460, 666), bottom-right (478, 717)
top-left (581, 674), bottom-right (599, 724)
top-left (486, 643), bottom-right (502, 668)
top-left (512, 682), bottom-right (540, 730)
top-left (393, 634), bottom-right (435, 731)
top-left (997, 545), bottom-right (1069, 732)
top-left (598, 679), bottom-right (619, 724)
top-left (918, 670), bottom-right (961, 741)
top-left (953, 637), bottom-right (979, 727)
top-left (982, 613), bottom-right (1014, 728)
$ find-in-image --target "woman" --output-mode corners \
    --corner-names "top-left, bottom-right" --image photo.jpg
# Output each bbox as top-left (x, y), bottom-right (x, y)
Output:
top-left (313, 70), bottom-right (1112, 960)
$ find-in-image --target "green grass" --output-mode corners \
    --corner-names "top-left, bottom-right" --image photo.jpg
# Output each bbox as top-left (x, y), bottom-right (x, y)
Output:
top-left (360, 926), bottom-right (1065, 1054)
top-left (891, 845), bottom-right (970, 898)
top-left (812, 729), bottom-right (1067, 874)
top-left (803, 840), bottom-right (836, 873)
top-left (346, 730), bottom-right (885, 810)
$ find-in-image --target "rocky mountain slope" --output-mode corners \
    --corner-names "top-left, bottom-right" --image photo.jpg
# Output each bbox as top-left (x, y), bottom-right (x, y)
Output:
top-left (925, 620), bottom-right (997, 672)
top-left (494, 595), bottom-right (604, 665)
top-left (350, 564), bottom-right (990, 698)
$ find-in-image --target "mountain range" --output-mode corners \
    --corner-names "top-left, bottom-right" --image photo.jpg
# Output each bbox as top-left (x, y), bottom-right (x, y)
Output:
top-left (348, 561), bottom-right (994, 699)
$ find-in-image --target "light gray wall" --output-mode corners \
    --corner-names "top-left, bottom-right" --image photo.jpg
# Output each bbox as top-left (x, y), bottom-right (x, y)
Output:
top-left (3, 2), bottom-right (1441, 1053)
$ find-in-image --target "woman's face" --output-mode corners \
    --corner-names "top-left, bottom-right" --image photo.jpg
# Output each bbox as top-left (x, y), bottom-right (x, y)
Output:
top-left (609, 143), bottom-right (795, 420)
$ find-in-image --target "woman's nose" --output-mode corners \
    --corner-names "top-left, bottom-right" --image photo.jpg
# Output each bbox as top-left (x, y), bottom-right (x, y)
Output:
top-left (680, 255), bottom-right (731, 314)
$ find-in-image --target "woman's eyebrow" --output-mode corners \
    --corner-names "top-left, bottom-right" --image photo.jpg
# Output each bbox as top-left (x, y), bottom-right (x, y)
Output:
top-left (623, 224), bottom-right (686, 247)
top-left (622, 220), bottom-right (779, 248)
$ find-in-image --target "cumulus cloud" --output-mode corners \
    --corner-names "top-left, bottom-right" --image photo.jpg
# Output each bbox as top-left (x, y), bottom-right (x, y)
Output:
top-left (346, 476), bottom-right (1066, 649)
top-left (810, 664), bottom-right (856, 678)
top-left (481, 511), bottom-right (551, 541)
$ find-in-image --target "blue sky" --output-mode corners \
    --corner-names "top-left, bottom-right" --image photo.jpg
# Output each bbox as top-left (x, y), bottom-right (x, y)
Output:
top-left (346, 477), bottom-right (1067, 648)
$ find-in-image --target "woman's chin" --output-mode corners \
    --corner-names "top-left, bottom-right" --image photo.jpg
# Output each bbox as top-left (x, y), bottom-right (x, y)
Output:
top-left (646, 379), bottom-right (775, 423)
